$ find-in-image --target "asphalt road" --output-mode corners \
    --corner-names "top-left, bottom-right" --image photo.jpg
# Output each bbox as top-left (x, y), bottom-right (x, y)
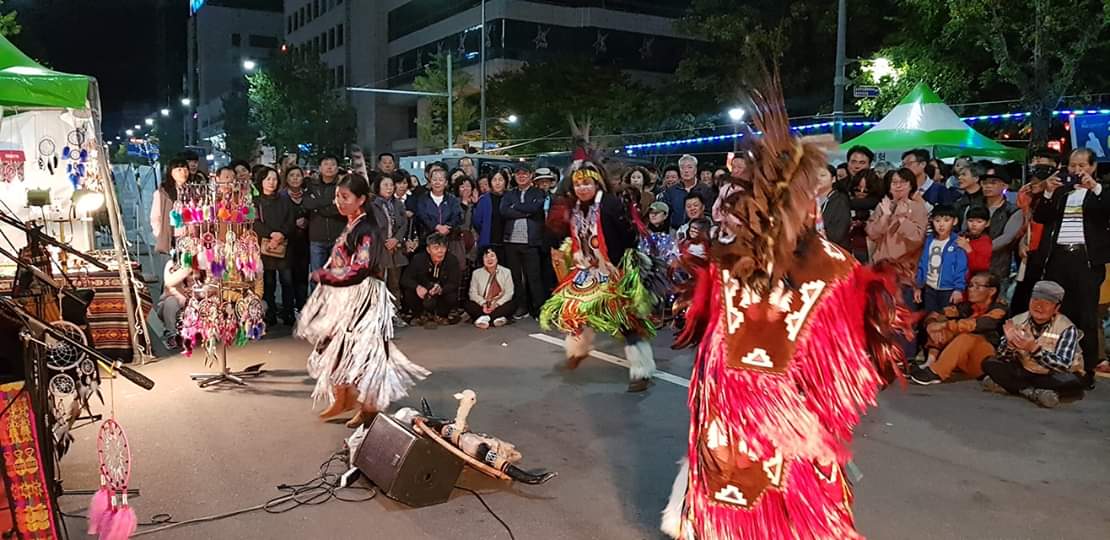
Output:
top-left (58, 320), bottom-right (1110, 539)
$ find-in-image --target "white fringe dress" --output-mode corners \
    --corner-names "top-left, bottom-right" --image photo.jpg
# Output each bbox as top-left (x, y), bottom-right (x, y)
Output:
top-left (294, 214), bottom-right (429, 411)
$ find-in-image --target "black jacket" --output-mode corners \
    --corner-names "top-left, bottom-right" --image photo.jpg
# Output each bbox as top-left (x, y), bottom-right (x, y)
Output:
top-left (1033, 184), bottom-right (1110, 267)
top-left (302, 175), bottom-right (345, 244)
top-left (500, 186), bottom-right (547, 246)
top-left (821, 190), bottom-right (852, 249)
top-left (401, 252), bottom-right (461, 293)
top-left (254, 192), bottom-right (296, 270)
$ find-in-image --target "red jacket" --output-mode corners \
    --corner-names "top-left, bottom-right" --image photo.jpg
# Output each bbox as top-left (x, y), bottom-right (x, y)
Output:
top-left (964, 233), bottom-right (992, 280)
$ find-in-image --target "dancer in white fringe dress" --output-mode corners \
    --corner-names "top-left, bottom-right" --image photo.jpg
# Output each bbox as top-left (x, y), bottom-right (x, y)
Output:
top-left (295, 174), bottom-right (430, 428)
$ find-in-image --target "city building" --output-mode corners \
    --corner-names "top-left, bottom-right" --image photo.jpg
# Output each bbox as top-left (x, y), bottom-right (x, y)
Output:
top-left (185, 0), bottom-right (283, 159)
top-left (283, 0), bottom-right (693, 157)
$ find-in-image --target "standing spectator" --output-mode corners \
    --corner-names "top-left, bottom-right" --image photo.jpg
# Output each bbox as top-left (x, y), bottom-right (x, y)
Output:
top-left (459, 156), bottom-right (478, 181)
top-left (151, 158), bottom-right (190, 256)
top-left (282, 166), bottom-right (310, 312)
top-left (729, 154), bottom-right (748, 180)
top-left (981, 170), bottom-right (1021, 289)
top-left (867, 167), bottom-right (929, 356)
top-left (473, 167), bottom-right (509, 259)
top-left (253, 166), bottom-right (296, 325)
top-left (914, 203), bottom-right (967, 314)
top-left (676, 193), bottom-right (707, 242)
top-left (1032, 148), bottom-right (1110, 388)
top-left (903, 148), bottom-right (953, 206)
top-left (846, 145), bottom-right (874, 177)
top-left (661, 155), bottom-right (714, 229)
top-left (714, 155), bottom-right (750, 225)
top-left (910, 272), bottom-right (1007, 385)
top-left (959, 205), bottom-right (993, 280)
top-left (410, 163), bottom-right (462, 246)
top-left (401, 233), bottom-right (461, 329)
top-left (817, 164), bottom-right (851, 248)
top-left (303, 155), bottom-right (345, 285)
top-left (377, 152), bottom-right (397, 174)
top-left (500, 163), bottom-right (548, 319)
top-left (841, 169), bottom-right (884, 262)
top-left (369, 172), bottom-right (409, 310)
top-left (835, 163), bottom-right (849, 182)
top-left (981, 280), bottom-right (1086, 407)
top-left (660, 164), bottom-right (681, 193)
top-left (622, 166), bottom-right (656, 215)
top-left (1011, 148), bottom-right (1062, 314)
top-left (454, 175), bottom-right (479, 302)
top-left (182, 150), bottom-right (208, 184)
top-left (466, 248), bottom-right (516, 329)
top-left (394, 171), bottom-right (412, 207)
top-left (476, 173), bottom-right (491, 195)
top-left (953, 161), bottom-right (987, 224)
top-left (230, 160), bottom-right (252, 184)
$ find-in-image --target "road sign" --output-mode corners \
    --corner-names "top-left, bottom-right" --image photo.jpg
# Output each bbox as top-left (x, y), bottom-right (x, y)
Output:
top-left (853, 86), bottom-right (881, 98)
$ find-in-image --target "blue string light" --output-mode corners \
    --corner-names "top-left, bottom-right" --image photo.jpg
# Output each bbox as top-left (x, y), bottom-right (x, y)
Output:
top-left (623, 107), bottom-right (1105, 153)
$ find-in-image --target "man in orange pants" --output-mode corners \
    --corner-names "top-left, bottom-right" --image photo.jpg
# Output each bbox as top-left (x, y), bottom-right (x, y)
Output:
top-left (911, 272), bottom-right (1009, 385)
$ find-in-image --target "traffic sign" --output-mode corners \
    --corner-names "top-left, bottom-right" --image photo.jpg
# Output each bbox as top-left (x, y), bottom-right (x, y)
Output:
top-left (853, 86), bottom-right (881, 98)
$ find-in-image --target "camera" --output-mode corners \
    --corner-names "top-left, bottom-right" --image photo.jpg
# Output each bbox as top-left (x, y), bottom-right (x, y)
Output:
top-left (1030, 164), bottom-right (1055, 180)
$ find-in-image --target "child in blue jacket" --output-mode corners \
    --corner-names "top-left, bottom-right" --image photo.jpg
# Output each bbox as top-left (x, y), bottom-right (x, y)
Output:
top-left (914, 204), bottom-right (968, 314)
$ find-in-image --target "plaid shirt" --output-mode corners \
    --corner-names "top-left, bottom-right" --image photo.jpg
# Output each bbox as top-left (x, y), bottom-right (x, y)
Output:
top-left (998, 323), bottom-right (1079, 373)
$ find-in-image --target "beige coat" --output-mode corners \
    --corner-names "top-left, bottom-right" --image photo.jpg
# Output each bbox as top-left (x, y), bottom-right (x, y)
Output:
top-left (865, 195), bottom-right (929, 283)
top-left (468, 265), bottom-right (514, 308)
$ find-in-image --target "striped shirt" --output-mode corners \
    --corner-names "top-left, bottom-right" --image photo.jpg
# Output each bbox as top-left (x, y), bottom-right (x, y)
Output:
top-left (999, 324), bottom-right (1079, 372)
top-left (1056, 188), bottom-right (1087, 245)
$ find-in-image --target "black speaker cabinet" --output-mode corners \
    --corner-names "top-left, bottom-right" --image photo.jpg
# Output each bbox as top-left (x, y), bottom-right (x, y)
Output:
top-left (355, 413), bottom-right (463, 507)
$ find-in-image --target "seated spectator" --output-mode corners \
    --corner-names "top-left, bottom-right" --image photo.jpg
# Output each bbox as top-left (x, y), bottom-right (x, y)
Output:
top-left (678, 217), bottom-right (711, 261)
top-left (980, 280), bottom-right (1086, 407)
top-left (914, 204), bottom-right (967, 313)
top-left (157, 258), bottom-right (196, 350)
top-left (910, 272), bottom-right (1007, 384)
top-left (640, 202), bottom-right (678, 261)
top-left (401, 233), bottom-right (462, 329)
top-left (466, 248), bottom-right (515, 329)
top-left (959, 205), bottom-right (992, 279)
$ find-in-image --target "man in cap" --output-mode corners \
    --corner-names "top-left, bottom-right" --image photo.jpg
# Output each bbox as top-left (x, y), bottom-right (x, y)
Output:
top-left (980, 168), bottom-right (1021, 290)
top-left (980, 280), bottom-right (1087, 407)
top-left (501, 162), bottom-right (548, 319)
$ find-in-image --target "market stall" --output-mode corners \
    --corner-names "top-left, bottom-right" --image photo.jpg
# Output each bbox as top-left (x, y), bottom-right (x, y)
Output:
top-left (0, 35), bottom-right (150, 362)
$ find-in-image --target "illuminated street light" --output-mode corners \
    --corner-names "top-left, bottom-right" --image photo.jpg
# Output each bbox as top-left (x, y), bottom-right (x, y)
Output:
top-left (506, 114), bottom-right (519, 124)
top-left (160, 108), bottom-right (170, 117)
top-left (125, 129), bottom-right (134, 136)
top-left (728, 108), bottom-right (745, 122)
top-left (144, 118), bottom-right (154, 126)
top-left (242, 59), bottom-right (257, 71)
top-left (181, 97), bottom-right (192, 106)
top-left (134, 124), bottom-right (141, 130)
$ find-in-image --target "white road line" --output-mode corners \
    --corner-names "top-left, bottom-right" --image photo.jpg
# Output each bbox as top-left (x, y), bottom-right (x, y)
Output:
top-left (528, 333), bottom-right (690, 388)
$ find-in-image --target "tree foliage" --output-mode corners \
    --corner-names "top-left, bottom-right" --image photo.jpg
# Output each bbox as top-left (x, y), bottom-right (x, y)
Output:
top-left (222, 86), bottom-right (257, 161)
top-left (413, 54), bottom-right (478, 149)
top-left (0, 0), bottom-right (20, 37)
top-left (247, 53), bottom-right (355, 160)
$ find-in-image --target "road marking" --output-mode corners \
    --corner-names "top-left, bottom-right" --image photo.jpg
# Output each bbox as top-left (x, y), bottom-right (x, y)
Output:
top-left (529, 333), bottom-right (690, 388)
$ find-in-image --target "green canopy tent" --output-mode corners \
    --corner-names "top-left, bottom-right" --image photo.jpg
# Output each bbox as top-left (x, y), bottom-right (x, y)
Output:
top-left (841, 83), bottom-right (1026, 162)
top-left (0, 35), bottom-right (150, 362)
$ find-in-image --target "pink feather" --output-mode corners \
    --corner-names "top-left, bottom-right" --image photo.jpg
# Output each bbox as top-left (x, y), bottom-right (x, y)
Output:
top-left (86, 487), bottom-right (110, 534)
top-left (102, 505), bottom-right (137, 540)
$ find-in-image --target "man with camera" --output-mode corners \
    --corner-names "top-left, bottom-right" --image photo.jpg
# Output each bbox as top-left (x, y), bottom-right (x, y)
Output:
top-left (1032, 148), bottom-right (1110, 389)
top-left (1011, 149), bottom-right (1062, 313)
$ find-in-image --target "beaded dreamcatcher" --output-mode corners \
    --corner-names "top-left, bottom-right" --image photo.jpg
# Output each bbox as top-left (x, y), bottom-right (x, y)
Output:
top-left (179, 299), bottom-right (201, 356)
top-left (86, 419), bottom-right (136, 539)
top-left (63, 128), bottom-right (90, 189)
top-left (235, 290), bottom-right (266, 345)
top-left (236, 231), bottom-right (262, 282)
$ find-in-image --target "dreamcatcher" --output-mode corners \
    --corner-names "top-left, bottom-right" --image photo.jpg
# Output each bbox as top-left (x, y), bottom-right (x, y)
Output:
top-left (45, 319), bottom-right (99, 459)
top-left (38, 137), bottom-right (58, 175)
top-left (63, 127), bottom-right (90, 189)
top-left (235, 290), bottom-right (266, 345)
top-left (86, 419), bottom-right (137, 539)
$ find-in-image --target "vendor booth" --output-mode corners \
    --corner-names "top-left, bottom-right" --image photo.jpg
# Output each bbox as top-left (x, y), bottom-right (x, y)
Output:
top-left (0, 35), bottom-right (151, 362)
top-left (840, 83), bottom-right (1026, 163)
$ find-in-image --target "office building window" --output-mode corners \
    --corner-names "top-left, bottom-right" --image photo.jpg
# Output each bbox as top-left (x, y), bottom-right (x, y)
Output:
top-left (328, 28), bottom-right (335, 50)
top-left (320, 32), bottom-right (327, 51)
top-left (337, 24), bottom-right (344, 46)
top-left (231, 33), bottom-right (241, 47)
top-left (249, 35), bottom-right (278, 49)
top-left (287, 16), bottom-right (292, 34)
top-left (337, 64), bottom-right (345, 87)
top-left (300, 7), bottom-right (306, 25)
top-left (313, 0), bottom-right (320, 18)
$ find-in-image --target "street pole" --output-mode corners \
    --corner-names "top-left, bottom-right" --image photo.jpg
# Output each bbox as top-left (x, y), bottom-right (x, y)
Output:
top-left (447, 53), bottom-right (454, 150)
top-left (832, 0), bottom-right (847, 142)
top-left (479, 0), bottom-right (487, 152)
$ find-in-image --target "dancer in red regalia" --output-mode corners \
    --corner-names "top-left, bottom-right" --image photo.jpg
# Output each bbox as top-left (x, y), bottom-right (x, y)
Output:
top-left (660, 72), bottom-right (909, 539)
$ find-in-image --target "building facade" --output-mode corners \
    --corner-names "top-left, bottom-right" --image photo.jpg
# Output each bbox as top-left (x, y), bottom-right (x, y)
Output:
top-left (185, 0), bottom-right (283, 158)
top-left (283, 0), bottom-right (693, 158)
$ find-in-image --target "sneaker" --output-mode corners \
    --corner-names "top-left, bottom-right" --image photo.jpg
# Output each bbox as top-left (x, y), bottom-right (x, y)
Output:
top-left (444, 314), bottom-right (461, 325)
top-left (513, 311), bottom-right (530, 321)
top-left (423, 318), bottom-right (438, 330)
top-left (980, 376), bottom-right (1007, 395)
top-left (393, 316), bottom-right (408, 329)
top-left (492, 316), bottom-right (508, 327)
top-left (163, 336), bottom-right (179, 351)
top-left (909, 367), bottom-right (942, 386)
top-left (1021, 388), bottom-right (1060, 408)
top-left (474, 315), bottom-right (491, 329)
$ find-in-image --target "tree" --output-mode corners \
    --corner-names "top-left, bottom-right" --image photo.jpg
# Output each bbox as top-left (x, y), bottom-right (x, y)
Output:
top-left (222, 86), bottom-right (258, 161)
top-left (247, 52), bottom-right (355, 161)
top-left (413, 54), bottom-right (478, 149)
top-left (152, 112), bottom-right (186, 162)
top-left (942, 0), bottom-right (1109, 145)
top-left (0, 0), bottom-right (20, 37)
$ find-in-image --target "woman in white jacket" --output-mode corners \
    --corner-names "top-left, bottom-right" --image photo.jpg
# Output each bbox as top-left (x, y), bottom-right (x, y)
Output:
top-left (465, 247), bottom-right (516, 329)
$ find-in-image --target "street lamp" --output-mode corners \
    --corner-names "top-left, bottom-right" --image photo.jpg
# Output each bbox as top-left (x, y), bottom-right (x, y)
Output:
top-left (180, 97), bottom-right (192, 107)
top-left (134, 124), bottom-right (141, 130)
top-left (144, 118), bottom-right (154, 126)
top-left (506, 114), bottom-right (519, 124)
top-left (727, 107), bottom-right (746, 151)
top-left (728, 108), bottom-right (745, 122)
top-left (160, 108), bottom-right (170, 117)
top-left (242, 59), bottom-right (257, 71)
top-left (125, 129), bottom-right (134, 136)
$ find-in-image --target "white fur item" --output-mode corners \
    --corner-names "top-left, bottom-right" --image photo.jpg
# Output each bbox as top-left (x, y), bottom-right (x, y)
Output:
top-left (660, 457), bottom-right (689, 539)
top-left (626, 340), bottom-right (656, 380)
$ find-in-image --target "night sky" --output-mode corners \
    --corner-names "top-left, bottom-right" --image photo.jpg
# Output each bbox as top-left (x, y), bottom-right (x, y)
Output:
top-left (5, 0), bottom-right (187, 136)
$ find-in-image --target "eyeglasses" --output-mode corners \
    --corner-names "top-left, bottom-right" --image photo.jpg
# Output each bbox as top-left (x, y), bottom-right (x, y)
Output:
top-left (968, 283), bottom-right (993, 289)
